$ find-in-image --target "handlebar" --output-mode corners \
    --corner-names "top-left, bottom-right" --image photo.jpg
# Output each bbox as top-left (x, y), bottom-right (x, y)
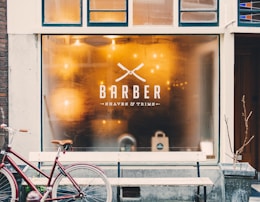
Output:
top-left (0, 108), bottom-right (28, 148)
top-left (1, 124), bottom-right (28, 133)
top-left (0, 123), bottom-right (7, 129)
top-left (0, 123), bottom-right (29, 148)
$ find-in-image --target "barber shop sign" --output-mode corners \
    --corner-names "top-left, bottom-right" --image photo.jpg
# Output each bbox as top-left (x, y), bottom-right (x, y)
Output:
top-left (99, 62), bottom-right (161, 107)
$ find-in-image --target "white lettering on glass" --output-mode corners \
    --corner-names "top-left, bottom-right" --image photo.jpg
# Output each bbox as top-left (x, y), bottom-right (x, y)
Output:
top-left (99, 85), bottom-right (160, 99)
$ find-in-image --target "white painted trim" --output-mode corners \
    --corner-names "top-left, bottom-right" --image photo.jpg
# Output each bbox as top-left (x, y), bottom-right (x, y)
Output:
top-left (32, 27), bottom-right (225, 35)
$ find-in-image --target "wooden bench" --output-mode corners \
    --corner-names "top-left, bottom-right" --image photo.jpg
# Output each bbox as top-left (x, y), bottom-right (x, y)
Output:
top-left (27, 151), bottom-right (213, 202)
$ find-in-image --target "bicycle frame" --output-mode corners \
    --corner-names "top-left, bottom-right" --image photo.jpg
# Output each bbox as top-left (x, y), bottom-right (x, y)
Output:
top-left (1, 145), bottom-right (82, 201)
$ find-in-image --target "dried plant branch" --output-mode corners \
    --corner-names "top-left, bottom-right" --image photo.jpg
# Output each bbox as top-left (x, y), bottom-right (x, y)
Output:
top-left (233, 95), bottom-right (255, 163)
top-left (225, 95), bottom-right (255, 165)
top-left (224, 115), bottom-right (233, 154)
top-left (236, 136), bottom-right (254, 155)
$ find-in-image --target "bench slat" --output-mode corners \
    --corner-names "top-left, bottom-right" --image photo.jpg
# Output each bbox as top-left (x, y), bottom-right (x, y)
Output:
top-left (24, 177), bottom-right (213, 186)
top-left (109, 177), bottom-right (213, 186)
top-left (29, 151), bottom-right (207, 164)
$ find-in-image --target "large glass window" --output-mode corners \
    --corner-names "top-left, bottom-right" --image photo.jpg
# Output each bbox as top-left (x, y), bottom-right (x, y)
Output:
top-left (179, 0), bottom-right (218, 26)
top-left (133, 0), bottom-right (173, 25)
top-left (43, 0), bottom-right (82, 26)
top-left (42, 35), bottom-right (219, 158)
top-left (88, 0), bottom-right (128, 26)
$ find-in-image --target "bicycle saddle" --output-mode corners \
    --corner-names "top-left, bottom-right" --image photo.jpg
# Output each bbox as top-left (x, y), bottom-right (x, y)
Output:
top-left (51, 139), bottom-right (73, 146)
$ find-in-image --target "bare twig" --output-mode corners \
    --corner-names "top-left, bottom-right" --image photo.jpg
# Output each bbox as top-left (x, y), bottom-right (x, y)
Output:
top-left (233, 95), bottom-right (254, 163)
top-left (224, 115), bottom-right (233, 154)
top-left (225, 95), bottom-right (255, 165)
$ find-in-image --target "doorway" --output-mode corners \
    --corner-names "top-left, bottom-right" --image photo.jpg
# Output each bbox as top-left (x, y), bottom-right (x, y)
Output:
top-left (235, 34), bottom-right (260, 171)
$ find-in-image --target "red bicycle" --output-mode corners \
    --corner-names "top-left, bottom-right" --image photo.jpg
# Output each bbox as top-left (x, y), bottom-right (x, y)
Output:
top-left (0, 117), bottom-right (112, 201)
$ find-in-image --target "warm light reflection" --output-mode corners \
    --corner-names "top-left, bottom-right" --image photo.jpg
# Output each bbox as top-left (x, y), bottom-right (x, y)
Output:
top-left (91, 119), bottom-right (128, 137)
top-left (172, 80), bottom-right (188, 89)
top-left (64, 63), bottom-right (69, 69)
top-left (112, 39), bottom-right (115, 45)
top-left (50, 88), bottom-right (85, 121)
top-left (64, 99), bottom-right (69, 106)
top-left (111, 39), bottom-right (116, 50)
top-left (104, 35), bottom-right (120, 39)
top-left (52, 57), bottom-right (78, 80)
top-left (44, 0), bottom-right (81, 24)
top-left (74, 39), bottom-right (81, 46)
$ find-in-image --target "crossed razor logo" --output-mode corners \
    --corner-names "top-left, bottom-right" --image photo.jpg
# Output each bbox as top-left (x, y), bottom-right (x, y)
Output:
top-left (115, 63), bottom-right (146, 82)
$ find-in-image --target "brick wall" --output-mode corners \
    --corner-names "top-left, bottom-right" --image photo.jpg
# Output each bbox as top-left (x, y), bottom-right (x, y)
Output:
top-left (0, 0), bottom-right (8, 122)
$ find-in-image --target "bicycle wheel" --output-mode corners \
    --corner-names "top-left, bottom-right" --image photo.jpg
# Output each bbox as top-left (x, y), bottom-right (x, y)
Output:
top-left (52, 164), bottom-right (112, 202)
top-left (0, 167), bottom-right (18, 202)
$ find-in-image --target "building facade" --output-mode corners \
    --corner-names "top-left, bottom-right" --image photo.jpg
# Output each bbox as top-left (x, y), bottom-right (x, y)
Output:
top-left (4, 0), bottom-right (260, 175)
top-left (0, 0), bottom-right (8, 124)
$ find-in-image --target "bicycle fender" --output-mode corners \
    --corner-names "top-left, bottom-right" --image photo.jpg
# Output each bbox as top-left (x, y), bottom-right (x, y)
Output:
top-left (64, 163), bottom-right (105, 173)
top-left (0, 166), bottom-right (19, 201)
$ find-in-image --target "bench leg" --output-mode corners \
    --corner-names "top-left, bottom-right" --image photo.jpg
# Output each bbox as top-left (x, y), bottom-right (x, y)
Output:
top-left (204, 186), bottom-right (207, 202)
top-left (117, 162), bottom-right (121, 201)
top-left (117, 186), bottom-right (121, 202)
top-left (196, 186), bottom-right (207, 202)
top-left (196, 186), bottom-right (200, 202)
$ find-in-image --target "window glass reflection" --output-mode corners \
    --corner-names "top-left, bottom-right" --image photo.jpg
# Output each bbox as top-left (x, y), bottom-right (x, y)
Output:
top-left (42, 35), bottom-right (219, 157)
top-left (179, 0), bottom-right (218, 25)
top-left (89, 12), bottom-right (126, 23)
top-left (88, 0), bottom-right (127, 25)
top-left (181, 12), bottom-right (217, 22)
top-left (181, 0), bottom-right (217, 10)
top-left (89, 0), bottom-right (126, 10)
top-left (133, 0), bottom-right (173, 25)
top-left (43, 0), bottom-right (81, 25)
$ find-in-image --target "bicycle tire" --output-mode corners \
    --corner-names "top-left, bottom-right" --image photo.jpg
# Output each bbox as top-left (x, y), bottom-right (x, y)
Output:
top-left (52, 164), bottom-right (112, 202)
top-left (0, 167), bottom-right (18, 202)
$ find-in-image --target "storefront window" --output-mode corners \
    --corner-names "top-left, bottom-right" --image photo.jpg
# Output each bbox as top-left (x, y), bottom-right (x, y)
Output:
top-left (133, 0), bottom-right (173, 25)
top-left (42, 35), bottom-right (219, 157)
top-left (43, 0), bottom-right (82, 26)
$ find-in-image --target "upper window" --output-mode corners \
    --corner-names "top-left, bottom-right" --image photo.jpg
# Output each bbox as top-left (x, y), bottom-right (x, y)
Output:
top-left (133, 0), bottom-right (173, 25)
top-left (179, 0), bottom-right (218, 26)
top-left (42, 0), bottom-right (220, 27)
top-left (87, 0), bottom-right (128, 26)
top-left (43, 0), bottom-right (82, 26)
top-left (238, 0), bottom-right (260, 26)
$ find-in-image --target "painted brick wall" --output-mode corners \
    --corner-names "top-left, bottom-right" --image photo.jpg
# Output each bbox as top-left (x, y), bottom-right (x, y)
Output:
top-left (0, 0), bottom-right (8, 122)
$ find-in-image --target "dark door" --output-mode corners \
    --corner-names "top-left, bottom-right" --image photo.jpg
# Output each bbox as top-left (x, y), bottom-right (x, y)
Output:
top-left (235, 34), bottom-right (260, 170)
